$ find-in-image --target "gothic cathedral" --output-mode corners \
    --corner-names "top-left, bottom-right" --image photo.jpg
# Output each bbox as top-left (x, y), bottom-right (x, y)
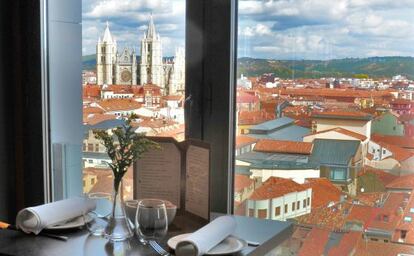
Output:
top-left (96, 16), bottom-right (185, 95)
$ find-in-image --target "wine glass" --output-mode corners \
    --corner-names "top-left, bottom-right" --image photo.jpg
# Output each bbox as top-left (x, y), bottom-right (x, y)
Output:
top-left (83, 192), bottom-right (112, 236)
top-left (135, 199), bottom-right (168, 244)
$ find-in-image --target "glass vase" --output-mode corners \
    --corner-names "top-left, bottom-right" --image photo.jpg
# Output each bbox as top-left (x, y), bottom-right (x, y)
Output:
top-left (105, 180), bottom-right (134, 241)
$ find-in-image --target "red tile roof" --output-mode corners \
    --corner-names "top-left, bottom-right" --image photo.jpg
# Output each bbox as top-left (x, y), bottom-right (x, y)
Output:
top-left (238, 110), bottom-right (275, 125)
top-left (368, 192), bottom-right (407, 232)
top-left (162, 95), bottom-right (184, 101)
top-left (296, 202), bottom-right (351, 230)
top-left (386, 174), bottom-right (414, 191)
top-left (83, 84), bottom-right (101, 98)
top-left (237, 91), bottom-right (259, 104)
top-left (354, 238), bottom-right (414, 256)
top-left (297, 228), bottom-right (330, 256)
top-left (254, 139), bottom-right (313, 155)
top-left (327, 231), bottom-right (361, 256)
top-left (391, 98), bottom-right (414, 105)
top-left (357, 167), bottom-right (398, 187)
top-left (280, 88), bottom-right (394, 100)
top-left (372, 133), bottom-right (414, 149)
top-left (399, 113), bottom-right (414, 122)
top-left (249, 177), bottom-right (308, 200)
top-left (235, 136), bottom-right (258, 149)
top-left (83, 107), bottom-right (104, 115)
top-left (355, 192), bottom-right (387, 207)
top-left (97, 98), bottom-right (142, 112)
top-left (83, 113), bottom-right (118, 126)
top-left (375, 141), bottom-right (414, 162)
top-left (346, 205), bottom-right (378, 230)
top-left (305, 127), bottom-right (367, 141)
top-left (395, 193), bottom-right (414, 244)
top-left (304, 178), bottom-right (342, 208)
top-left (312, 110), bottom-right (373, 120)
top-left (234, 174), bottom-right (254, 193)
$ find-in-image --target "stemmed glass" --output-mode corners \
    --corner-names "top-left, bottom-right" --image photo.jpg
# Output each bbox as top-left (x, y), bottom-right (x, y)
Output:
top-left (83, 192), bottom-right (112, 236)
top-left (135, 199), bottom-right (168, 244)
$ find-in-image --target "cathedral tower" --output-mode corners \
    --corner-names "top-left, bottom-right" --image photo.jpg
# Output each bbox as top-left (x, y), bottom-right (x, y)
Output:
top-left (140, 15), bottom-right (164, 88)
top-left (97, 22), bottom-right (117, 85)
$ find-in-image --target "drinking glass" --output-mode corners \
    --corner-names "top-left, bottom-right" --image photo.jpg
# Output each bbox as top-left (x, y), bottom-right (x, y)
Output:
top-left (125, 199), bottom-right (139, 229)
top-left (135, 199), bottom-right (168, 244)
top-left (83, 192), bottom-right (112, 236)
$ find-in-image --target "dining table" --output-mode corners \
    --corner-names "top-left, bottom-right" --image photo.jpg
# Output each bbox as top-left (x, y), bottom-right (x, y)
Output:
top-left (0, 212), bottom-right (293, 256)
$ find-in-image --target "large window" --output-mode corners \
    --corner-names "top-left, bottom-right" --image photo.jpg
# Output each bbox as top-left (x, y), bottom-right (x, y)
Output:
top-left (234, 0), bottom-right (414, 254)
top-left (80, 1), bottom-right (186, 199)
top-left (48, 0), bottom-right (186, 200)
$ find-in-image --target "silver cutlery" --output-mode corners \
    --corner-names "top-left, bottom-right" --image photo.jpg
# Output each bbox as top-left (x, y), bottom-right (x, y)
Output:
top-left (149, 240), bottom-right (170, 256)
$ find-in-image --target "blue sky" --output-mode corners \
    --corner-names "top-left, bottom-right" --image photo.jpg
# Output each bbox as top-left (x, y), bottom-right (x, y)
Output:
top-left (82, 0), bottom-right (186, 56)
top-left (83, 0), bottom-right (414, 60)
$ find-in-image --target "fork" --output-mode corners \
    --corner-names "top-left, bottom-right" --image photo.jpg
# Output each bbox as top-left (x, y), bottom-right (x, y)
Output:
top-left (149, 240), bottom-right (170, 256)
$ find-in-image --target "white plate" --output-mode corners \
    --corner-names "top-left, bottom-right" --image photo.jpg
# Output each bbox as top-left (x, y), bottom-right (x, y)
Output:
top-left (45, 214), bottom-right (93, 230)
top-left (168, 233), bottom-right (247, 255)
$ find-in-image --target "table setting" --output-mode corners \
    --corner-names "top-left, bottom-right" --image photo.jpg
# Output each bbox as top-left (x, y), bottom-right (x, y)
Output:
top-left (3, 195), bottom-right (256, 256)
top-left (0, 114), bottom-right (292, 255)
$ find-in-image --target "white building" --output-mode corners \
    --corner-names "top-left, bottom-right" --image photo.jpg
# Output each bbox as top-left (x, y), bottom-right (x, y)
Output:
top-left (139, 15), bottom-right (164, 88)
top-left (249, 168), bottom-right (320, 184)
top-left (312, 111), bottom-right (373, 140)
top-left (246, 177), bottom-right (312, 221)
top-left (96, 17), bottom-right (185, 95)
top-left (237, 74), bottom-right (252, 89)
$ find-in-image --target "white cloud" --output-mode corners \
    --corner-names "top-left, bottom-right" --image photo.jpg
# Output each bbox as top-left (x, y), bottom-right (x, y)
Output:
top-left (240, 23), bottom-right (272, 37)
top-left (237, 0), bottom-right (414, 59)
top-left (82, 0), bottom-right (185, 56)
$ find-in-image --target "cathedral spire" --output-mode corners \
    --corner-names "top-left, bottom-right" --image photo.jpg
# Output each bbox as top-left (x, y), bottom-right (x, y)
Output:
top-left (147, 13), bottom-right (157, 39)
top-left (102, 20), bottom-right (113, 43)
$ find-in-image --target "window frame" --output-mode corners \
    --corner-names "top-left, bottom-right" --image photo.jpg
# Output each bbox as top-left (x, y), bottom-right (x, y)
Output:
top-left (39, 0), bottom-right (238, 213)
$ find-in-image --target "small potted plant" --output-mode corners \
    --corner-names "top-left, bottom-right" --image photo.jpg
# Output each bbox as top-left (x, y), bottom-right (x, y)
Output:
top-left (93, 113), bottom-right (159, 241)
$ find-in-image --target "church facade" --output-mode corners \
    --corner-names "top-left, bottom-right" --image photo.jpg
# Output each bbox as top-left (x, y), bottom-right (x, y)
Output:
top-left (96, 17), bottom-right (185, 95)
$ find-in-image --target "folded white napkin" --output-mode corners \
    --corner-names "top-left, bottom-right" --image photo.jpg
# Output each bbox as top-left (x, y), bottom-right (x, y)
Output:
top-left (16, 197), bottom-right (96, 234)
top-left (175, 216), bottom-right (237, 256)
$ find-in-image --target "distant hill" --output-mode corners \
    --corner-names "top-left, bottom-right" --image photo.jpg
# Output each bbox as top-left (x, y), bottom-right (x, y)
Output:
top-left (237, 56), bottom-right (414, 79)
top-left (82, 54), bottom-right (96, 71)
top-left (84, 55), bottom-right (414, 79)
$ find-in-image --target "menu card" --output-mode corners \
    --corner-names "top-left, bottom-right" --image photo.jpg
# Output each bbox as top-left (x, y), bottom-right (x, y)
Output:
top-left (134, 137), bottom-right (210, 220)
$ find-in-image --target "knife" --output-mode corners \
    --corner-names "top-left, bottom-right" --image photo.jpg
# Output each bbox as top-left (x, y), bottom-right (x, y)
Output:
top-left (0, 221), bottom-right (68, 241)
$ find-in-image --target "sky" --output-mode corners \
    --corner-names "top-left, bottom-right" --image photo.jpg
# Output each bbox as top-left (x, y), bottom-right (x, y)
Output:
top-left (82, 0), bottom-right (186, 56)
top-left (83, 0), bottom-right (414, 60)
top-left (238, 0), bottom-right (414, 59)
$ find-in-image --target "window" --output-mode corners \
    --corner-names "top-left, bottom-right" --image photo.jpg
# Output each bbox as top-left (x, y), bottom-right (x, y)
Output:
top-left (401, 230), bottom-right (407, 240)
top-left (404, 216), bottom-right (412, 222)
top-left (233, 1), bottom-right (414, 254)
top-left (248, 208), bottom-right (254, 217)
top-left (275, 206), bottom-right (281, 216)
top-left (79, 0), bottom-right (186, 198)
top-left (258, 209), bottom-right (267, 219)
top-left (330, 168), bottom-right (346, 181)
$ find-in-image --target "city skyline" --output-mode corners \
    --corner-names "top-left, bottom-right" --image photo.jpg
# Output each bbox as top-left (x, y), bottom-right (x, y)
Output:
top-left (83, 0), bottom-right (414, 60)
